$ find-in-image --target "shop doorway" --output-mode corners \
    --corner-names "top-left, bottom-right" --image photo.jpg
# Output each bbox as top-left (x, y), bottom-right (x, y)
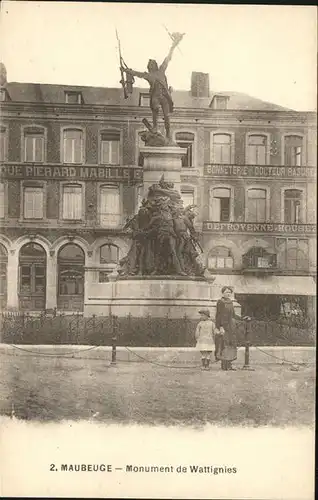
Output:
top-left (19, 243), bottom-right (46, 311)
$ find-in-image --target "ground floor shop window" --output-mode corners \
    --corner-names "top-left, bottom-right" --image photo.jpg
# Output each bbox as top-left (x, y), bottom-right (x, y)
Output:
top-left (236, 294), bottom-right (309, 325)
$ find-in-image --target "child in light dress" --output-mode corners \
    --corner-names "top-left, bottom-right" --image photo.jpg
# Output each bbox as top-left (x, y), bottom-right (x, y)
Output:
top-left (195, 309), bottom-right (215, 370)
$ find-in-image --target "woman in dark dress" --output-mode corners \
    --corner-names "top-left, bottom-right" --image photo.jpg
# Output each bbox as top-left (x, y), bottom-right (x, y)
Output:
top-left (215, 286), bottom-right (249, 371)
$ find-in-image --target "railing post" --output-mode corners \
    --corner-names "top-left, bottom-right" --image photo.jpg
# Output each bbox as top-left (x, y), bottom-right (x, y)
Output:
top-left (111, 315), bottom-right (118, 365)
top-left (242, 318), bottom-right (255, 371)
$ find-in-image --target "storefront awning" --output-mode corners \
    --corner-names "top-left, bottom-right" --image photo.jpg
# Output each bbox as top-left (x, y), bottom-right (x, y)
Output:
top-left (213, 275), bottom-right (316, 296)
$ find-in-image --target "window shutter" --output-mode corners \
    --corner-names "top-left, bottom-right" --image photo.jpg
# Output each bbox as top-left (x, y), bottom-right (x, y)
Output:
top-left (111, 141), bottom-right (120, 164)
top-left (100, 186), bottom-right (121, 227)
top-left (34, 136), bottom-right (43, 162)
top-left (25, 136), bottom-right (34, 162)
top-left (101, 140), bottom-right (110, 164)
top-left (211, 196), bottom-right (220, 221)
top-left (63, 185), bottom-right (82, 219)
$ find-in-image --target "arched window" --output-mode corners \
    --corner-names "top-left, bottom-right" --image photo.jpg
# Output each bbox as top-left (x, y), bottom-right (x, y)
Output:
top-left (100, 130), bottom-right (120, 165)
top-left (246, 188), bottom-right (267, 222)
top-left (100, 244), bottom-right (120, 264)
top-left (211, 133), bottom-right (232, 164)
top-left (58, 243), bottom-right (85, 311)
top-left (246, 135), bottom-right (267, 165)
top-left (210, 187), bottom-right (231, 221)
top-left (175, 132), bottom-right (195, 167)
top-left (284, 135), bottom-right (303, 166)
top-left (63, 128), bottom-right (84, 164)
top-left (99, 243), bottom-right (120, 282)
top-left (23, 126), bottom-right (45, 163)
top-left (99, 185), bottom-right (121, 227)
top-left (0, 182), bottom-right (5, 219)
top-left (207, 247), bottom-right (233, 269)
top-left (284, 189), bottom-right (303, 223)
top-left (0, 243), bottom-right (8, 307)
top-left (19, 243), bottom-right (46, 311)
top-left (62, 183), bottom-right (83, 220)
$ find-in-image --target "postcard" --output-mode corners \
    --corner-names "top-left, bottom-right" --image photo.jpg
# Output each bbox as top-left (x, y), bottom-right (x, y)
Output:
top-left (0, 2), bottom-right (316, 499)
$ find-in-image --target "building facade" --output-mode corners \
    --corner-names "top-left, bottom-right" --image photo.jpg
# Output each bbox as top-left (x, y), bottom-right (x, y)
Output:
top-left (0, 68), bottom-right (316, 320)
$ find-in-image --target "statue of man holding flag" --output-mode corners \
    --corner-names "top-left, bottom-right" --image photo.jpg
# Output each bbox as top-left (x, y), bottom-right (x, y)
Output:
top-left (123, 32), bottom-right (184, 143)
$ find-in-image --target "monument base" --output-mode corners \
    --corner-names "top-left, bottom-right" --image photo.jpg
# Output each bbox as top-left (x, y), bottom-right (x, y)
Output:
top-left (84, 277), bottom-right (221, 319)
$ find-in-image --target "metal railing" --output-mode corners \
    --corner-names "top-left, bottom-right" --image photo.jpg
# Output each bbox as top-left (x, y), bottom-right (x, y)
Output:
top-left (0, 311), bottom-right (315, 348)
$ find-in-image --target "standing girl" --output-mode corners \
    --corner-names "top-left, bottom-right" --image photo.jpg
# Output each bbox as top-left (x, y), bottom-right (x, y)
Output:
top-left (195, 309), bottom-right (215, 370)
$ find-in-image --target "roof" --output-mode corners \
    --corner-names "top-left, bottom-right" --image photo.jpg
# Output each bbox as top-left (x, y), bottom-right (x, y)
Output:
top-left (4, 81), bottom-right (294, 111)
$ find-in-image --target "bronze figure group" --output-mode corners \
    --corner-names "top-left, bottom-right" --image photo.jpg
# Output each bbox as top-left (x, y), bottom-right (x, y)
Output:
top-left (118, 177), bottom-right (205, 277)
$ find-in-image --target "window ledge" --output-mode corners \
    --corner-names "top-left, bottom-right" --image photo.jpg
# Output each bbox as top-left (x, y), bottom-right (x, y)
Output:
top-left (60, 219), bottom-right (84, 223)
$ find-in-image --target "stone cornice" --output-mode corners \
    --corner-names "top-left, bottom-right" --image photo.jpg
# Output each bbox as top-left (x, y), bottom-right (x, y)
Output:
top-left (1, 101), bottom-right (316, 124)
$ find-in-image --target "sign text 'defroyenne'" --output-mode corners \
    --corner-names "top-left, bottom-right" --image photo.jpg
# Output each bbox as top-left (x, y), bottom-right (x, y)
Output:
top-left (203, 221), bottom-right (316, 234)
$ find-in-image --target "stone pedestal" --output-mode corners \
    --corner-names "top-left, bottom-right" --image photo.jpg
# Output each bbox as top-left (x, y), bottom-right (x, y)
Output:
top-left (85, 277), bottom-right (219, 319)
top-left (140, 146), bottom-right (187, 195)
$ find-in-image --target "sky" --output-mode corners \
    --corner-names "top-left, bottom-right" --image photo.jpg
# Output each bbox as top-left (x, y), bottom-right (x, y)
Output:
top-left (0, 2), bottom-right (317, 111)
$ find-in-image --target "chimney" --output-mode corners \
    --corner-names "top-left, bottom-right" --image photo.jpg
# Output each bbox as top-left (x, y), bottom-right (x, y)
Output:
top-left (191, 72), bottom-right (209, 98)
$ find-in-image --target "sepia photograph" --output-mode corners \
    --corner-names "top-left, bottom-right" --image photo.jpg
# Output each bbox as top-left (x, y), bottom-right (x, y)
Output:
top-left (0, 1), bottom-right (316, 499)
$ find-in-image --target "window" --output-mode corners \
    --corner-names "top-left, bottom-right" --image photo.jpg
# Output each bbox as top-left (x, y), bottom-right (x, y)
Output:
top-left (100, 244), bottom-right (120, 264)
top-left (23, 186), bottom-right (44, 219)
top-left (139, 93), bottom-right (150, 107)
top-left (99, 185), bottom-right (121, 227)
top-left (175, 132), bottom-right (195, 167)
top-left (284, 135), bottom-right (303, 166)
top-left (0, 89), bottom-right (10, 102)
top-left (247, 135), bottom-right (267, 165)
top-left (0, 126), bottom-right (7, 162)
top-left (243, 247), bottom-right (277, 269)
top-left (284, 189), bottom-right (303, 223)
top-left (181, 188), bottom-right (194, 208)
top-left (277, 238), bottom-right (309, 270)
top-left (62, 184), bottom-right (83, 220)
top-left (212, 134), bottom-right (232, 164)
top-left (211, 95), bottom-right (229, 110)
top-left (136, 185), bottom-right (143, 210)
top-left (58, 244), bottom-right (85, 296)
top-left (287, 247), bottom-right (308, 270)
top-left (65, 91), bottom-right (83, 104)
top-left (0, 244), bottom-right (7, 297)
top-left (24, 127), bottom-right (45, 163)
top-left (137, 131), bottom-right (144, 167)
top-left (63, 129), bottom-right (84, 164)
top-left (99, 244), bottom-right (120, 283)
top-left (246, 188), bottom-right (267, 222)
top-left (100, 130), bottom-right (120, 165)
top-left (207, 247), bottom-right (233, 269)
top-left (19, 243), bottom-right (46, 298)
top-left (210, 187), bottom-right (231, 221)
top-left (0, 182), bottom-right (4, 218)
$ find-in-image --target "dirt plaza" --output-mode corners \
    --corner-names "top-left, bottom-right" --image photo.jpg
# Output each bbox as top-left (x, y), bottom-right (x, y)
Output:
top-left (0, 348), bottom-right (315, 427)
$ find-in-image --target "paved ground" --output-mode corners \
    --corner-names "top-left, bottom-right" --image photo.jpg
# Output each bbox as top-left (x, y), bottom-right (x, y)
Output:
top-left (0, 350), bottom-right (315, 427)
